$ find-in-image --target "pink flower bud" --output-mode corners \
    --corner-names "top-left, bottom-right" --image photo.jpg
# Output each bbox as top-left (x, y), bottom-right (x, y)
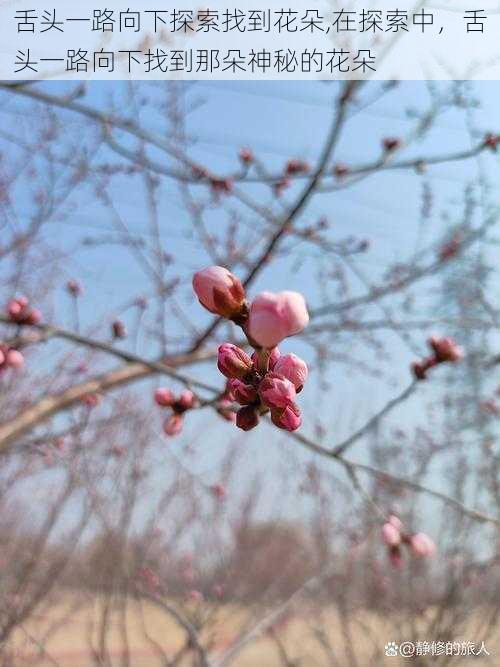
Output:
top-left (178, 390), bottom-right (196, 410)
top-left (409, 533), bottom-right (436, 558)
top-left (259, 372), bottom-right (296, 410)
top-left (236, 405), bottom-right (259, 431)
top-left (81, 393), bottom-right (100, 408)
top-left (155, 388), bottom-right (175, 407)
top-left (273, 353), bottom-right (308, 391)
top-left (248, 291), bottom-right (309, 348)
top-left (383, 137), bottom-right (401, 152)
top-left (217, 344), bottom-right (253, 380)
top-left (210, 483), bottom-right (226, 500)
top-left (192, 266), bottom-right (246, 318)
top-left (6, 349), bottom-right (24, 369)
top-left (271, 403), bottom-right (302, 431)
top-left (239, 147), bottom-right (254, 164)
top-left (229, 379), bottom-right (258, 405)
top-left (388, 515), bottom-right (403, 531)
top-left (67, 280), bottom-right (82, 296)
top-left (27, 308), bottom-right (41, 325)
top-left (382, 522), bottom-right (401, 547)
top-left (112, 320), bottom-right (127, 339)
top-left (285, 159), bottom-right (309, 175)
top-left (428, 336), bottom-right (463, 363)
top-left (163, 414), bottom-right (183, 437)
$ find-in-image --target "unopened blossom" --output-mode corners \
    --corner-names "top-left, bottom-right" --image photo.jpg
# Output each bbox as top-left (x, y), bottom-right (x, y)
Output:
top-left (271, 403), bottom-right (302, 431)
top-left (155, 387), bottom-right (175, 407)
top-left (217, 343), bottom-right (253, 380)
top-left (439, 233), bottom-right (461, 262)
top-left (192, 266), bottom-right (246, 319)
top-left (412, 335), bottom-right (463, 381)
top-left (409, 533), bottom-right (436, 558)
top-left (81, 393), bottom-right (100, 408)
top-left (333, 163), bottom-right (350, 178)
top-left (236, 405), bottom-right (259, 431)
top-left (259, 372), bottom-right (296, 410)
top-left (110, 444), bottom-right (125, 458)
top-left (239, 147), bottom-right (254, 164)
top-left (210, 483), bottom-right (227, 500)
top-left (383, 137), bottom-right (401, 152)
top-left (0, 346), bottom-right (24, 372)
top-left (112, 320), bottom-right (127, 339)
top-left (484, 132), bottom-right (500, 150)
top-left (163, 414), bottom-right (183, 437)
top-left (428, 336), bottom-right (463, 363)
top-left (229, 379), bottom-right (258, 405)
top-left (210, 178), bottom-right (233, 195)
top-left (387, 514), bottom-right (403, 531)
top-left (7, 297), bottom-right (41, 325)
top-left (247, 291), bottom-right (309, 348)
top-left (382, 522), bottom-right (401, 547)
top-left (178, 390), bottom-right (196, 410)
top-left (285, 159), bottom-right (309, 175)
top-left (273, 353), bottom-right (308, 391)
top-left (66, 279), bottom-right (82, 296)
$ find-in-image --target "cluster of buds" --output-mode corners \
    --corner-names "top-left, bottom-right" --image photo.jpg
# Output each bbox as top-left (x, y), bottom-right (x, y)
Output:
top-left (0, 344), bottom-right (24, 373)
top-left (412, 336), bottom-right (463, 381)
top-left (192, 266), bottom-right (309, 433)
top-left (155, 388), bottom-right (197, 437)
top-left (6, 297), bottom-right (41, 326)
top-left (382, 515), bottom-right (436, 568)
top-left (218, 344), bottom-right (308, 432)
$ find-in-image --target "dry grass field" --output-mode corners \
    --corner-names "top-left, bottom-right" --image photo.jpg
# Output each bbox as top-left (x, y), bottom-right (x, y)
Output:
top-left (5, 593), bottom-right (499, 666)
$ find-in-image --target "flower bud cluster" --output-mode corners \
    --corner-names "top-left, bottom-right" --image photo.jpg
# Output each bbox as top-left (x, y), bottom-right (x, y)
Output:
top-left (155, 388), bottom-right (197, 437)
top-left (217, 344), bottom-right (308, 432)
top-left (412, 336), bottom-right (463, 380)
top-left (192, 266), bottom-right (310, 433)
top-left (382, 515), bottom-right (436, 567)
top-left (7, 297), bottom-right (41, 326)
